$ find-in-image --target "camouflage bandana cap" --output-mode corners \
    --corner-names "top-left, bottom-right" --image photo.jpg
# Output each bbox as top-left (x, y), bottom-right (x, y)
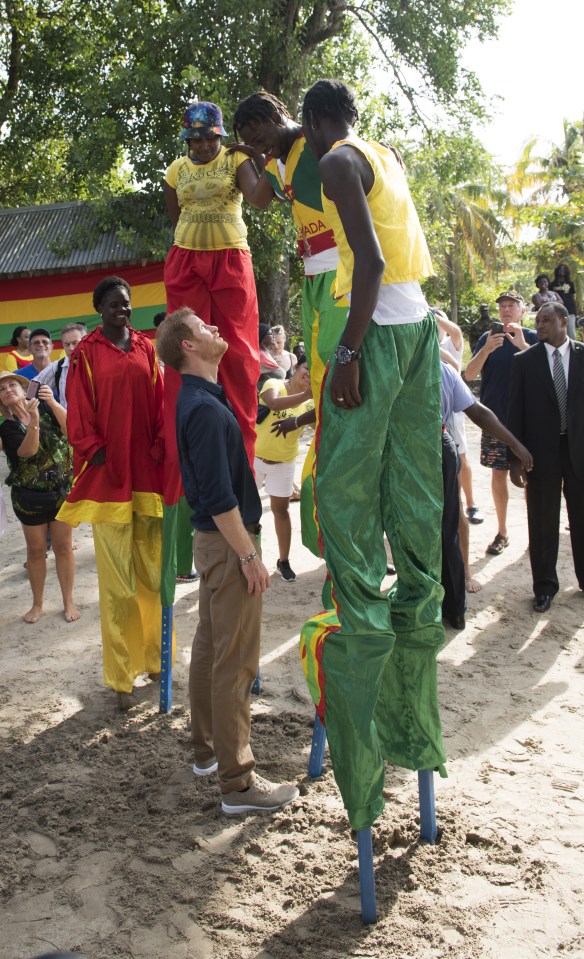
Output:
top-left (495, 289), bottom-right (525, 305)
top-left (180, 102), bottom-right (227, 139)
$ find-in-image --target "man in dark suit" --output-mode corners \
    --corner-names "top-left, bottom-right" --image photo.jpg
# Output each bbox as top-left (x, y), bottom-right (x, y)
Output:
top-left (508, 303), bottom-right (584, 612)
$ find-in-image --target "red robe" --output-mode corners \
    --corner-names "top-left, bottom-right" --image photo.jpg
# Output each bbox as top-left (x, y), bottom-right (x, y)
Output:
top-left (58, 327), bottom-right (164, 526)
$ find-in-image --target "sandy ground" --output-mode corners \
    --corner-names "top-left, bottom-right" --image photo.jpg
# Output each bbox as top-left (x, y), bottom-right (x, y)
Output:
top-left (1, 422), bottom-right (583, 959)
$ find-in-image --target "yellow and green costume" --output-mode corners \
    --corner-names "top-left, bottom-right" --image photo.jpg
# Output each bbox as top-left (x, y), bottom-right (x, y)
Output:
top-left (265, 137), bottom-right (348, 555)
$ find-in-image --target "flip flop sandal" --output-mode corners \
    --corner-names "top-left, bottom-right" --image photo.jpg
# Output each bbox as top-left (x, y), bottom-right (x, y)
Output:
top-left (486, 534), bottom-right (509, 555)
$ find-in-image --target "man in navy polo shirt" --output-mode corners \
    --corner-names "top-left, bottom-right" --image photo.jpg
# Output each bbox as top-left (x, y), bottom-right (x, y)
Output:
top-left (464, 291), bottom-right (538, 556)
top-left (156, 307), bottom-right (299, 816)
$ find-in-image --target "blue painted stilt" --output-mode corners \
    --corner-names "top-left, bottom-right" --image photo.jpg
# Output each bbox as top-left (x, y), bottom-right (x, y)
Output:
top-left (357, 828), bottom-right (377, 923)
top-left (251, 667), bottom-right (261, 695)
top-left (308, 711), bottom-right (327, 778)
top-left (159, 605), bottom-right (173, 713)
top-left (307, 717), bottom-right (377, 921)
top-left (417, 769), bottom-right (437, 843)
top-left (305, 716), bottom-right (437, 920)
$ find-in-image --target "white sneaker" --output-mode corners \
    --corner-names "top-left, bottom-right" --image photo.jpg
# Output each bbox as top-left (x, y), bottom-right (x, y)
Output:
top-left (221, 773), bottom-right (299, 814)
top-left (193, 756), bottom-right (218, 776)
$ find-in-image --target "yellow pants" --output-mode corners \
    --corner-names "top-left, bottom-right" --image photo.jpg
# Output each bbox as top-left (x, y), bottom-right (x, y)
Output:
top-left (92, 514), bottom-right (174, 693)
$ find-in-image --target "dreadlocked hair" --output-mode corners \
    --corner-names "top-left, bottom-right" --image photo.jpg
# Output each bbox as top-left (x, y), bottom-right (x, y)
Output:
top-left (302, 79), bottom-right (359, 125)
top-left (233, 92), bottom-right (293, 138)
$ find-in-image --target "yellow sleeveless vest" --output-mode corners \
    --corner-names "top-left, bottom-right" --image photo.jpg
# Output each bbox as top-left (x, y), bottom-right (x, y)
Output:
top-left (321, 137), bottom-right (433, 298)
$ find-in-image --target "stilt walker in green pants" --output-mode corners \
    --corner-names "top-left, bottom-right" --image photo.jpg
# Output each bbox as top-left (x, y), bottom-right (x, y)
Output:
top-left (300, 80), bottom-right (447, 831)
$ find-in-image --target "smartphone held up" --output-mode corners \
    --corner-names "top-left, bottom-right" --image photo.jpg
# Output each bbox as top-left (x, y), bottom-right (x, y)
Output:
top-left (26, 380), bottom-right (41, 401)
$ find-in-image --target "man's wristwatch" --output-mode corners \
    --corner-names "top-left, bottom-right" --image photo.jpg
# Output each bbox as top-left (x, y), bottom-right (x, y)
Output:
top-left (334, 345), bottom-right (362, 365)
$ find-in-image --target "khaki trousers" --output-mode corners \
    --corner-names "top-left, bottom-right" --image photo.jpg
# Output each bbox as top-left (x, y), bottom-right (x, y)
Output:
top-left (190, 530), bottom-right (262, 793)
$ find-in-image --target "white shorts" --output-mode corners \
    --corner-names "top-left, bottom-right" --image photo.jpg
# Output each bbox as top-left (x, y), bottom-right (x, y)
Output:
top-left (451, 410), bottom-right (468, 455)
top-left (254, 457), bottom-right (296, 498)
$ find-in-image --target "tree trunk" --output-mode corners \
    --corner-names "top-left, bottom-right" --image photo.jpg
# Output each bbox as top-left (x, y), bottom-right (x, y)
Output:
top-left (256, 259), bottom-right (291, 329)
top-left (0, 1), bottom-right (23, 128)
top-left (257, 1), bottom-right (347, 100)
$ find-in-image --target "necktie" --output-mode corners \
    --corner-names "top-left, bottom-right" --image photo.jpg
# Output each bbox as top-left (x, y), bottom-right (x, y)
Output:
top-left (552, 348), bottom-right (568, 433)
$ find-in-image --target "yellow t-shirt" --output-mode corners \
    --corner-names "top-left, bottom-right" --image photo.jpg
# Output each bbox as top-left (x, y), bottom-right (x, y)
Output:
top-left (321, 137), bottom-right (433, 298)
top-left (256, 379), bottom-right (314, 463)
top-left (0, 350), bottom-right (33, 372)
top-left (165, 148), bottom-right (250, 251)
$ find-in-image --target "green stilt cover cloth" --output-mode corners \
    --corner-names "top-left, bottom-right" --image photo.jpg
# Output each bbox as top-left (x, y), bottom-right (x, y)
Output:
top-left (161, 497), bottom-right (195, 605)
top-left (300, 606), bottom-right (446, 831)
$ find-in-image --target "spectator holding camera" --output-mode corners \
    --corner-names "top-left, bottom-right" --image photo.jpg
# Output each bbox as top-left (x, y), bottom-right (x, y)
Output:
top-left (0, 372), bottom-right (76, 624)
top-left (464, 292), bottom-right (538, 556)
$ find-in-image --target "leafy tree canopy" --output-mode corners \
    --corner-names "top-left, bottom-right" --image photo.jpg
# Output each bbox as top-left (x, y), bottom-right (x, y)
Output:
top-left (0, 0), bottom-right (512, 324)
top-left (1, 0), bottom-right (509, 204)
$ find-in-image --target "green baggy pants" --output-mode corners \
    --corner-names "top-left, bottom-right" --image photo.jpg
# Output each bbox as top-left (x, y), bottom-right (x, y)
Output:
top-left (302, 314), bottom-right (446, 830)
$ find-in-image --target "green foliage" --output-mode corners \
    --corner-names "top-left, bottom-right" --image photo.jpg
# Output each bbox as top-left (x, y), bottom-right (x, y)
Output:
top-left (1, 1), bottom-right (508, 192)
top-left (401, 128), bottom-right (511, 320)
top-left (0, 0), bottom-right (510, 316)
top-left (510, 121), bottom-right (584, 306)
top-left (243, 199), bottom-right (300, 285)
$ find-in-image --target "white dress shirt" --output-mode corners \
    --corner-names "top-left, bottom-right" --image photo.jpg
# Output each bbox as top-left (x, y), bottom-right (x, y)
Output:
top-left (544, 337), bottom-right (570, 385)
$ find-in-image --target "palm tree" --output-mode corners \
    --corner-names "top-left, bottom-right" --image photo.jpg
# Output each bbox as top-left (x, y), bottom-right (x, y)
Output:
top-left (428, 182), bottom-right (510, 323)
top-left (509, 120), bottom-right (584, 303)
top-left (545, 120), bottom-right (584, 197)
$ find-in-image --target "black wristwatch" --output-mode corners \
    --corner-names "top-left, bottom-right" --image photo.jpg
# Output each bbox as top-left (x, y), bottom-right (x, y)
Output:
top-left (334, 345), bottom-right (362, 365)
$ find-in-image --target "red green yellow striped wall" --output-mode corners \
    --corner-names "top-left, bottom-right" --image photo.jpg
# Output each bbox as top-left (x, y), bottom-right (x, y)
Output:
top-left (0, 263), bottom-right (165, 350)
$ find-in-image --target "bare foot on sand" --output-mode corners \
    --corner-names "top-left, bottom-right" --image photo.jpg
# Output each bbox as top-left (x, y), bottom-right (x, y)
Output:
top-left (64, 607), bottom-right (81, 623)
top-left (466, 576), bottom-right (482, 593)
top-left (23, 605), bottom-right (43, 624)
top-left (117, 691), bottom-right (136, 711)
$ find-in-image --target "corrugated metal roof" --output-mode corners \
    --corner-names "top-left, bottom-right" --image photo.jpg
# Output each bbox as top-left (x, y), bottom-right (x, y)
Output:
top-left (0, 198), bottom-right (164, 278)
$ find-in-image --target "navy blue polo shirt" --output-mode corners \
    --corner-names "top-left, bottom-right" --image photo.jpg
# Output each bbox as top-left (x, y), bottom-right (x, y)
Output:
top-left (176, 373), bottom-right (261, 532)
top-left (472, 327), bottom-right (538, 426)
